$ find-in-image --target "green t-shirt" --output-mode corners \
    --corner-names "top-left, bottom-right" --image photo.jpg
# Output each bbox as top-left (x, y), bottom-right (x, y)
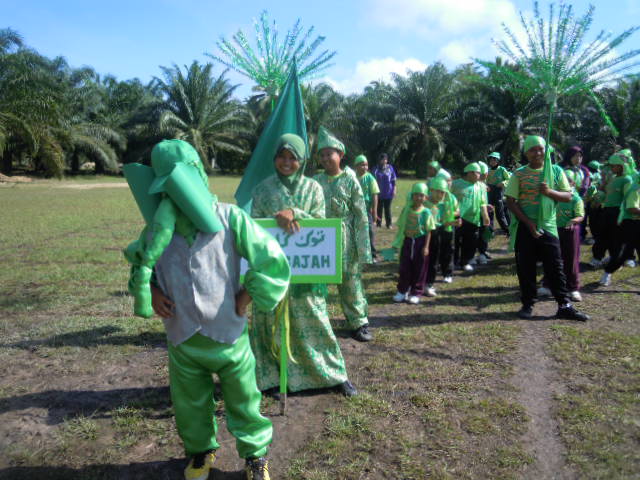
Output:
top-left (451, 179), bottom-right (487, 226)
top-left (557, 190), bottom-right (585, 228)
top-left (357, 172), bottom-right (380, 209)
top-left (424, 199), bottom-right (442, 226)
top-left (621, 184), bottom-right (640, 221)
top-left (604, 175), bottom-right (632, 207)
top-left (403, 206), bottom-right (436, 238)
top-left (505, 164), bottom-right (570, 234)
top-left (486, 166), bottom-right (510, 187)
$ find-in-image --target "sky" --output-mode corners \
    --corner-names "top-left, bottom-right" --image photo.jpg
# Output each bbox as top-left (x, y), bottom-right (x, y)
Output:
top-left (3, 0), bottom-right (640, 99)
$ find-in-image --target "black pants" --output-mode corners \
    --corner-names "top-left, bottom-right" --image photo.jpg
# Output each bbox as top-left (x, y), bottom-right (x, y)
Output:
top-left (377, 198), bottom-right (393, 228)
top-left (592, 207), bottom-right (620, 260)
top-left (367, 211), bottom-right (377, 256)
top-left (454, 220), bottom-right (479, 267)
top-left (588, 204), bottom-right (603, 244)
top-left (426, 226), bottom-right (454, 283)
top-left (488, 188), bottom-right (510, 231)
top-left (605, 219), bottom-right (640, 273)
top-left (478, 226), bottom-right (489, 255)
top-left (515, 222), bottom-right (569, 308)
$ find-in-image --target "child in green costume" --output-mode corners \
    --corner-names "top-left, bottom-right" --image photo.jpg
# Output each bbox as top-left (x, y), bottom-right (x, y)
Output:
top-left (314, 127), bottom-right (373, 342)
top-left (354, 154), bottom-right (380, 261)
top-left (125, 140), bottom-right (290, 480)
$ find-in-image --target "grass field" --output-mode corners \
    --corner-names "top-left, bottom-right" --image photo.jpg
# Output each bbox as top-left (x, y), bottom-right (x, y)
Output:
top-left (0, 175), bottom-right (638, 479)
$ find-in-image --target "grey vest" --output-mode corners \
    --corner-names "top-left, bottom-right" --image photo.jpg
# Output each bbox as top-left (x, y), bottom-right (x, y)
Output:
top-left (155, 203), bottom-right (246, 346)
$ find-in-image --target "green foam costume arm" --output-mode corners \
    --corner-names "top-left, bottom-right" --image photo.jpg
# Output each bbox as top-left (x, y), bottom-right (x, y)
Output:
top-left (228, 205), bottom-right (291, 313)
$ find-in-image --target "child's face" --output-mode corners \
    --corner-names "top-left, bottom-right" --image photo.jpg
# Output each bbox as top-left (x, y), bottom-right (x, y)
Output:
top-left (412, 193), bottom-right (426, 207)
top-left (489, 158), bottom-right (498, 168)
top-left (274, 148), bottom-right (300, 177)
top-left (355, 161), bottom-right (368, 176)
top-left (466, 171), bottom-right (480, 183)
top-left (427, 166), bottom-right (437, 178)
top-left (320, 148), bottom-right (343, 175)
top-left (526, 146), bottom-right (545, 168)
top-left (570, 152), bottom-right (583, 166)
top-left (431, 189), bottom-right (445, 203)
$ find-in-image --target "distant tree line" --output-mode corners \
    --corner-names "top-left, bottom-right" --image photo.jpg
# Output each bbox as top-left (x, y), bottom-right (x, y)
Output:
top-left (1, 27), bottom-right (638, 179)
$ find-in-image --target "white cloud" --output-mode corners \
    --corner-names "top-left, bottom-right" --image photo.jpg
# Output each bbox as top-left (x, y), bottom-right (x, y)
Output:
top-left (368, 0), bottom-right (519, 37)
top-left (320, 57), bottom-right (428, 94)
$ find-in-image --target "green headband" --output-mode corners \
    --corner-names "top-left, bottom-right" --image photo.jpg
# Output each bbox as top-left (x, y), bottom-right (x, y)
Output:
top-left (317, 126), bottom-right (345, 153)
top-left (464, 162), bottom-right (481, 173)
top-left (523, 135), bottom-right (546, 152)
top-left (354, 154), bottom-right (368, 165)
top-left (411, 182), bottom-right (429, 195)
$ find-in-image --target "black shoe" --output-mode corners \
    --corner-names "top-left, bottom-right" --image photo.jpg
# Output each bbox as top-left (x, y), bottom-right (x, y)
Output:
top-left (245, 457), bottom-right (269, 480)
top-left (517, 305), bottom-right (533, 319)
top-left (339, 380), bottom-right (358, 397)
top-left (352, 324), bottom-right (373, 342)
top-left (556, 304), bottom-right (589, 321)
top-left (262, 387), bottom-right (280, 401)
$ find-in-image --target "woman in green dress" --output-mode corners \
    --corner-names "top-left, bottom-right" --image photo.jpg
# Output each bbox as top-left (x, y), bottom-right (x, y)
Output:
top-left (250, 133), bottom-right (356, 397)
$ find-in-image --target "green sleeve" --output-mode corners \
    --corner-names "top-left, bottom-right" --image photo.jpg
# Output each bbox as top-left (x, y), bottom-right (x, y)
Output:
top-left (574, 197), bottom-right (585, 218)
top-left (392, 205), bottom-right (410, 249)
top-left (369, 174), bottom-right (380, 195)
top-left (555, 167), bottom-right (570, 192)
top-left (627, 188), bottom-right (640, 210)
top-left (424, 210), bottom-right (436, 231)
top-left (505, 173), bottom-right (520, 199)
top-left (292, 181), bottom-right (326, 219)
top-left (350, 177), bottom-right (372, 263)
top-left (228, 205), bottom-right (291, 312)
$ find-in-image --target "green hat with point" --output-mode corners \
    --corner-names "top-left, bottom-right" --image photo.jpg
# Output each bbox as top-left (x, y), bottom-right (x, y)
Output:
top-left (464, 162), bottom-right (481, 173)
top-left (411, 182), bottom-right (429, 195)
top-left (317, 126), bottom-right (345, 153)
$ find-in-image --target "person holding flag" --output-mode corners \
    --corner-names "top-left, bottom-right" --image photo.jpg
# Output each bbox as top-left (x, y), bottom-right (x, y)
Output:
top-left (505, 135), bottom-right (589, 321)
top-left (314, 126), bottom-right (374, 342)
top-left (250, 134), bottom-right (356, 397)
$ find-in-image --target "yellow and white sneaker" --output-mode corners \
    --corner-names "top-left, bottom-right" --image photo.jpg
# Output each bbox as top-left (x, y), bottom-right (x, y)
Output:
top-left (184, 450), bottom-right (216, 480)
top-left (245, 457), bottom-right (270, 480)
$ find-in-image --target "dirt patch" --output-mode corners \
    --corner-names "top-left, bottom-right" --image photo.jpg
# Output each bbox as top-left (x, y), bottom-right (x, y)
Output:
top-left (510, 302), bottom-right (576, 480)
top-left (0, 174), bottom-right (32, 183)
top-left (55, 183), bottom-right (129, 190)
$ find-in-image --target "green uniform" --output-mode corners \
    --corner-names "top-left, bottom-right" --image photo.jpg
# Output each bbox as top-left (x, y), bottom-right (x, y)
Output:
top-left (451, 179), bottom-right (487, 226)
top-left (314, 171), bottom-right (372, 330)
top-left (357, 171), bottom-right (380, 211)
top-left (620, 183), bottom-right (640, 221)
top-left (250, 174), bottom-right (349, 392)
top-left (557, 191), bottom-right (585, 228)
top-left (603, 175), bottom-right (632, 207)
top-left (487, 166), bottom-right (511, 187)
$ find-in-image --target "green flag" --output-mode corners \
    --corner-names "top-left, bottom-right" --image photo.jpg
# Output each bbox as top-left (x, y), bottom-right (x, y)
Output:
top-left (234, 62), bottom-right (308, 211)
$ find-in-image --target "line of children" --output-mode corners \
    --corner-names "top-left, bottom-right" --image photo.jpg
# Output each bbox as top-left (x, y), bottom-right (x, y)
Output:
top-left (392, 182), bottom-right (436, 304)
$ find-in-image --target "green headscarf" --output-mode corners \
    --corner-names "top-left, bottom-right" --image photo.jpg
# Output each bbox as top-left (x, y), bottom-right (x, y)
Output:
top-left (428, 176), bottom-right (449, 193)
top-left (411, 182), bottom-right (429, 195)
top-left (274, 133), bottom-right (307, 193)
top-left (464, 162), bottom-right (481, 173)
top-left (523, 135), bottom-right (546, 152)
top-left (317, 126), bottom-right (345, 153)
top-left (354, 154), bottom-right (368, 166)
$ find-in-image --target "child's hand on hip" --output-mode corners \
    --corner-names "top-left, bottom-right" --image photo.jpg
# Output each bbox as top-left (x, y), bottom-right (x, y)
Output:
top-left (235, 288), bottom-right (252, 316)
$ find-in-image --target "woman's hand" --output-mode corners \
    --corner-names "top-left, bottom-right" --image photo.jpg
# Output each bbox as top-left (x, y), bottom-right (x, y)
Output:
top-left (275, 208), bottom-right (300, 234)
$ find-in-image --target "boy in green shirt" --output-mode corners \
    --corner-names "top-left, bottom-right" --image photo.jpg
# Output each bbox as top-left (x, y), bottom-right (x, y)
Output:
top-left (451, 163), bottom-right (490, 272)
top-left (505, 135), bottom-right (589, 321)
top-left (355, 154), bottom-right (380, 260)
top-left (486, 152), bottom-right (511, 234)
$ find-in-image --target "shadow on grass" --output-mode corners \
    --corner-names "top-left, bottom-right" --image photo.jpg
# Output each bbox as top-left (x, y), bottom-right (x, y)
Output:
top-left (0, 387), bottom-right (172, 423)
top-left (1, 326), bottom-right (167, 350)
top-left (0, 462), bottom-right (246, 480)
top-left (366, 289), bottom-right (520, 307)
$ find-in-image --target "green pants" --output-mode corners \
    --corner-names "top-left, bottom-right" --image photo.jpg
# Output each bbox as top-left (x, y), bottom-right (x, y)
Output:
top-left (168, 330), bottom-right (272, 458)
top-left (337, 265), bottom-right (369, 330)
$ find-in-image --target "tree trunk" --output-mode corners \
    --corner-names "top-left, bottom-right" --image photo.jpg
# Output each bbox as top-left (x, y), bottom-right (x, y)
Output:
top-left (1, 154), bottom-right (12, 176)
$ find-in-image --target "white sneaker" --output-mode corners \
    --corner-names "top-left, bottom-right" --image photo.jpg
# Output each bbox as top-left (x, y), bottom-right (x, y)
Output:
top-left (624, 259), bottom-right (636, 268)
top-left (589, 258), bottom-right (601, 268)
top-left (477, 254), bottom-right (488, 265)
top-left (569, 291), bottom-right (582, 302)
top-left (443, 276), bottom-right (453, 284)
top-left (393, 291), bottom-right (408, 302)
top-left (407, 295), bottom-right (420, 304)
top-left (463, 264), bottom-right (474, 272)
top-left (599, 272), bottom-right (612, 286)
top-left (537, 286), bottom-right (552, 297)
top-left (426, 286), bottom-right (437, 297)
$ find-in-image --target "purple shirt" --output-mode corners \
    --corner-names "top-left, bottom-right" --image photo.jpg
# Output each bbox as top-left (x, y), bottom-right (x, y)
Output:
top-left (372, 164), bottom-right (397, 199)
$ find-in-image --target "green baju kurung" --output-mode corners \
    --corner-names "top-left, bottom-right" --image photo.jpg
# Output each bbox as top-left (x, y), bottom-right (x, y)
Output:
top-left (314, 171), bottom-right (372, 330)
top-left (250, 174), bottom-right (348, 392)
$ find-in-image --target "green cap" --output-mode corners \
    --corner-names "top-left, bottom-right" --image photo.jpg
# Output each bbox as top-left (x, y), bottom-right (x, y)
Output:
top-left (464, 162), bottom-right (481, 173)
top-left (354, 154), bottom-right (368, 165)
top-left (428, 176), bottom-right (449, 192)
top-left (411, 182), bottom-right (429, 195)
top-left (317, 126), bottom-right (345, 153)
top-left (488, 152), bottom-right (501, 160)
top-left (478, 161), bottom-right (488, 175)
top-left (564, 169), bottom-right (577, 183)
top-left (588, 161), bottom-right (601, 170)
top-left (276, 133), bottom-right (307, 160)
top-left (523, 135), bottom-right (546, 152)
